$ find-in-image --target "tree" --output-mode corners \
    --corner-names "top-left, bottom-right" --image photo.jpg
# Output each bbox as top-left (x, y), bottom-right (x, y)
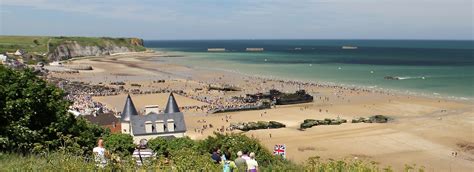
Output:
top-left (0, 66), bottom-right (107, 154)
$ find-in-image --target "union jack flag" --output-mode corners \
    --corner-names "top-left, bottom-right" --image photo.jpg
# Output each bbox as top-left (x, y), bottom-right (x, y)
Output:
top-left (273, 144), bottom-right (286, 158)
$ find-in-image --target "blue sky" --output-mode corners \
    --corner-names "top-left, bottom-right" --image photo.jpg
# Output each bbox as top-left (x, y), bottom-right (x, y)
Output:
top-left (1, 0), bottom-right (472, 40)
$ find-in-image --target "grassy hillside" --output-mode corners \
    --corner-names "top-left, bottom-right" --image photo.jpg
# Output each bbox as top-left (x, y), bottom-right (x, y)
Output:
top-left (0, 36), bottom-right (146, 54)
top-left (0, 36), bottom-right (50, 54)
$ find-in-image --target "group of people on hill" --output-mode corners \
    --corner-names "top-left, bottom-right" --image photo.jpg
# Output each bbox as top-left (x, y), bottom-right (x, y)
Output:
top-left (92, 138), bottom-right (259, 172)
top-left (92, 138), bottom-right (159, 168)
top-left (211, 148), bottom-right (259, 172)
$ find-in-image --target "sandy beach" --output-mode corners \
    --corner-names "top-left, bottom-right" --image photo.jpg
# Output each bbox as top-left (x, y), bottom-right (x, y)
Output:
top-left (50, 52), bottom-right (474, 171)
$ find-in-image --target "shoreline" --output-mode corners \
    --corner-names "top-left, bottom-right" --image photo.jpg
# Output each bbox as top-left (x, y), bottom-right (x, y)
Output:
top-left (150, 51), bottom-right (473, 103)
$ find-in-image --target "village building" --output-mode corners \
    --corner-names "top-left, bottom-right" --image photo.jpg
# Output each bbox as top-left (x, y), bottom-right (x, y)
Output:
top-left (84, 113), bottom-right (122, 133)
top-left (0, 54), bottom-right (8, 64)
top-left (120, 93), bottom-right (186, 143)
top-left (49, 61), bottom-right (63, 66)
top-left (14, 49), bottom-right (25, 56)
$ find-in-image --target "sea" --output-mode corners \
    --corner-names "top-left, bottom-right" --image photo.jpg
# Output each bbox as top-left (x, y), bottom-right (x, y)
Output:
top-left (144, 40), bottom-right (474, 100)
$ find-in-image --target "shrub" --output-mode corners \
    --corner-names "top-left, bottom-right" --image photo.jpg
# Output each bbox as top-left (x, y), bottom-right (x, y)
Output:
top-left (103, 133), bottom-right (135, 157)
top-left (148, 136), bottom-right (197, 156)
top-left (170, 147), bottom-right (219, 171)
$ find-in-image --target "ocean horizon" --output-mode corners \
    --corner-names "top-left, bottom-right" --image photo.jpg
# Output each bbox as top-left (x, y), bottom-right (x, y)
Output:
top-left (145, 39), bottom-right (474, 100)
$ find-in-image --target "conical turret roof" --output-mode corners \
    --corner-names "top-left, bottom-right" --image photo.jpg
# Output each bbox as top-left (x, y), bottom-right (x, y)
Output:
top-left (121, 94), bottom-right (138, 121)
top-left (164, 93), bottom-right (180, 113)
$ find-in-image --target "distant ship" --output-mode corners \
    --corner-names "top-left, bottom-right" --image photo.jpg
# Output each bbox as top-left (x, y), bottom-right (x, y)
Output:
top-left (246, 48), bottom-right (264, 52)
top-left (342, 46), bottom-right (358, 50)
top-left (207, 48), bottom-right (226, 52)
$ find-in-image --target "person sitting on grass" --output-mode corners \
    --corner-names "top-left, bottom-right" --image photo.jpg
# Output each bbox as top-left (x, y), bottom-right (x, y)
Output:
top-left (221, 152), bottom-right (238, 172)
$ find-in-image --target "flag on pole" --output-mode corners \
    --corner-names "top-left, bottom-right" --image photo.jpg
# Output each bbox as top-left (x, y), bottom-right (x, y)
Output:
top-left (273, 144), bottom-right (286, 159)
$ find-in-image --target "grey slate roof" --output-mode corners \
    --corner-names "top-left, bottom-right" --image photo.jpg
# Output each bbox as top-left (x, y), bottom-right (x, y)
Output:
top-left (164, 93), bottom-right (180, 113)
top-left (130, 111), bottom-right (187, 136)
top-left (84, 113), bottom-right (119, 126)
top-left (121, 94), bottom-right (138, 122)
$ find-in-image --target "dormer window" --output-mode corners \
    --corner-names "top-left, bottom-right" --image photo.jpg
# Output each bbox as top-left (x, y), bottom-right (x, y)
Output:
top-left (145, 121), bottom-right (153, 133)
top-left (155, 120), bottom-right (164, 132)
top-left (167, 119), bottom-right (175, 132)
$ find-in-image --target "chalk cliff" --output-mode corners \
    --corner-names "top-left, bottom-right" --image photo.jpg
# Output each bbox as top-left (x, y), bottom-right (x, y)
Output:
top-left (47, 38), bottom-right (145, 61)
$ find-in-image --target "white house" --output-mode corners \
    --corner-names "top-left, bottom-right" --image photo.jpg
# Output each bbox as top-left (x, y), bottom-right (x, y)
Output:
top-left (14, 49), bottom-right (25, 56)
top-left (120, 93), bottom-right (186, 143)
top-left (0, 54), bottom-right (7, 63)
top-left (49, 61), bottom-right (63, 66)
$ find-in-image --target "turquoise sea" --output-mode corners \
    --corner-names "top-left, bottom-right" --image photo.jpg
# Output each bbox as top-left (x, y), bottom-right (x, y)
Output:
top-left (145, 40), bottom-right (474, 100)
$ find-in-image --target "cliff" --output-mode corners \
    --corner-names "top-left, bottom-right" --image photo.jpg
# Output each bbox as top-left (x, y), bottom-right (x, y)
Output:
top-left (47, 37), bottom-right (145, 61)
top-left (0, 36), bottom-right (146, 61)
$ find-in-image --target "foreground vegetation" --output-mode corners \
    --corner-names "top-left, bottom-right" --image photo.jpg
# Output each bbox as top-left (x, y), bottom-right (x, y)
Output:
top-left (1, 150), bottom-right (412, 171)
top-left (0, 66), bottom-right (424, 171)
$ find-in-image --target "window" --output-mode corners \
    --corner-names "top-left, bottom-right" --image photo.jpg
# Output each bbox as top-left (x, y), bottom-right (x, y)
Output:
top-left (167, 119), bottom-right (175, 132)
top-left (155, 120), bottom-right (164, 132)
top-left (145, 121), bottom-right (153, 133)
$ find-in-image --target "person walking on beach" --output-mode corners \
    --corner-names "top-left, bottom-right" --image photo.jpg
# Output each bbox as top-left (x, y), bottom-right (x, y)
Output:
top-left (234, 151), bottom-right (247, 172)
top-left (93, 138), bottom-right (108, 168)
top-left (246, 152), bottom-right (259, 172)
top-left (221, 152), bottom-right (238, 172)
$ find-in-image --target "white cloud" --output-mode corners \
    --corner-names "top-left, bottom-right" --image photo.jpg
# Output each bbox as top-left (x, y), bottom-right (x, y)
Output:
top-left (1, 0), bottom-right (472, 39)
top-left (1, 0), bottom-right (180, 22)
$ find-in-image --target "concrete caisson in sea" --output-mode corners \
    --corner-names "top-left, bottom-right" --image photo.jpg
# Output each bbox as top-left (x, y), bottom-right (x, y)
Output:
top-left (246, 48), bottom-right (264, 52)
top-left (207, 48), bottom-right (226, 52)
top-left (342, 46), bottom-right (358, 50)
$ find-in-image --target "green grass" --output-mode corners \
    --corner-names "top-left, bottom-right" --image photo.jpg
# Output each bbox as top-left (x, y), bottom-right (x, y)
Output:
top-left (0, 36), bottom-right (50, 53)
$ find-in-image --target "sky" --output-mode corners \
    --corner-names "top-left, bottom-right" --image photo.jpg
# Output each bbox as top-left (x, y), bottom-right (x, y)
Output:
top-left (1, 0), bottom-right (472, 40)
